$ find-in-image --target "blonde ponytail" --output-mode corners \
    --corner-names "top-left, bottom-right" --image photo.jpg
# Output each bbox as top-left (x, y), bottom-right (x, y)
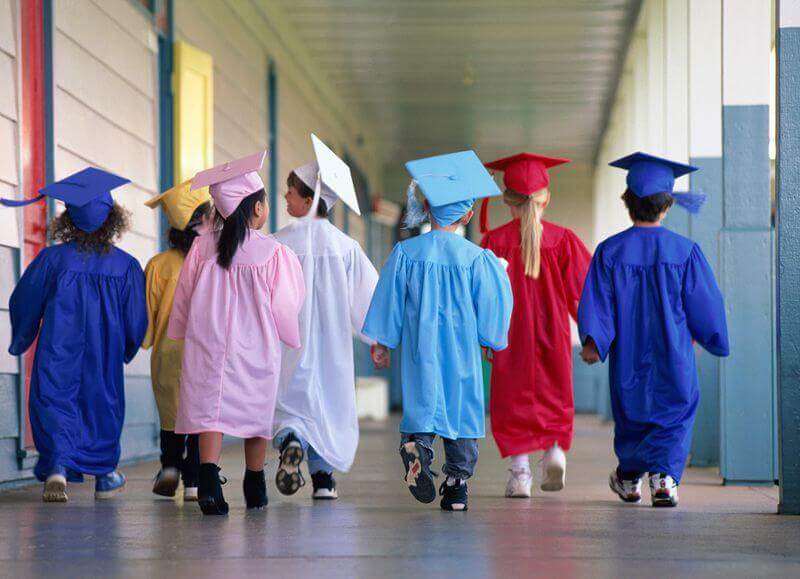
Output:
top-left (503, 189), bottom-right (549, 279)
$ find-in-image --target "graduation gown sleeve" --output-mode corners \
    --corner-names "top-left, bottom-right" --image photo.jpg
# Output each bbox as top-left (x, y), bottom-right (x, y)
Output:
top-left (141, 258), bottom-right (162, 350)
top-left (683, 244), bottom-right (729, 357)
top-left (122, 260), bottom-right (147, 363)
top-left (348, 246), bottom-right (379, 344)
top-left (577, 244), bottom-right (615, 361)
top-left (8, 250), bottom-right (53, 356)
top-left (362, 243), bottom-right (407, 349)
top-left (269, 245), bottom-right (305, 349)
top-left (560, 230), bottom-right (592, 320)
top-left (167, 241), bottom-right (201, 341)
top-left (472, 250), bottom-right (513, 351)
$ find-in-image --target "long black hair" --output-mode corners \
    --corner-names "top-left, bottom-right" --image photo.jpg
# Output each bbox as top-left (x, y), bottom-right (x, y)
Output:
top-left (287, 171), bottom-right (328, 217)
top-left (168, 201), bottom-right (211, 255)
top-left (215, 189), bottom-right (266, 269)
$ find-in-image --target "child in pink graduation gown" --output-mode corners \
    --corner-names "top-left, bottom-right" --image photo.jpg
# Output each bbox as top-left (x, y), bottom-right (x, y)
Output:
top-left (167, 152), bottom-right (305, 515)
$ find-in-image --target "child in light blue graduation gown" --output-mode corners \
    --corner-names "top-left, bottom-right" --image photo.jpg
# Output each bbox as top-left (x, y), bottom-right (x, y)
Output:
top-left (577, 152), bottom-right (729, 508)
top-left (363, 151), bottom-right (513, 511)
top-left (4, 168), bottom-right (147, 503)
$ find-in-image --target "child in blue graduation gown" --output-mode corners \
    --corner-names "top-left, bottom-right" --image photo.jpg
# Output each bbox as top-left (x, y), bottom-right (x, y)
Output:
top-left (4, 168), bottom-right (147, 503)
top-left (363, 151), bottom-right (513, 511)
top-left (577, 153), bottom-right (729, 508)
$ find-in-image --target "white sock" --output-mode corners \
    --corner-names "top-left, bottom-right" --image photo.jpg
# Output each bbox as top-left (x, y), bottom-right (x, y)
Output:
top-left (446, 476), bottom-right (462, 486)
top-left (510, 454), bottom-right (530, 472)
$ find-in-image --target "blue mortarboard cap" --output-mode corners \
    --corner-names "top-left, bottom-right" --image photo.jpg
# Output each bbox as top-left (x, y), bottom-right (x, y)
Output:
top-left (610, 152), bottom-right (705, 214)
top-left (404, 150), bottom-right (501, 227)
top-left (1, 167), bottom-right (130, 232)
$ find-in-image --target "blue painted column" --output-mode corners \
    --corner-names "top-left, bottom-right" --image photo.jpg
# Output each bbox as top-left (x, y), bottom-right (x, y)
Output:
top-left (267, 60), bottom-right (278, 233)
top-left (687, 0), bottom-right (723, 467)
top-left (719, 0), bottom-right (775, 484)
top-left (776, 0), bottom-right (800, 514)
top-left (156, 0), bottom-right (174, 248)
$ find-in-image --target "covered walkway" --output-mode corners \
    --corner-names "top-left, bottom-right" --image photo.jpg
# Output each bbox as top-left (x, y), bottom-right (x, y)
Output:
top-left (0, 416), bottom-right (794, 577)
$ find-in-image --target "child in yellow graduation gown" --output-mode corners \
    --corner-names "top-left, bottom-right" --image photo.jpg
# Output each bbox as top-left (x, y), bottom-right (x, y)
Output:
top-left (143, 181), bottom-right (211, 501)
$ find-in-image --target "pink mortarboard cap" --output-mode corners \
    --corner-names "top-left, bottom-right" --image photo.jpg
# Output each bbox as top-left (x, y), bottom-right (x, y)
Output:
top-left (191, 150), bottom-right (266, 218)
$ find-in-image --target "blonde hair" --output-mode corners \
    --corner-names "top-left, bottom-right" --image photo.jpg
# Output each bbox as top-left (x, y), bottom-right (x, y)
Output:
top-left (503, 189), bottom-right (549, 278)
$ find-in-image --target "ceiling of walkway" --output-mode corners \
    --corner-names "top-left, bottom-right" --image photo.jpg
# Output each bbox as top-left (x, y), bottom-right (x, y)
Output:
top-left (275, 0), bottom-right (640, 176)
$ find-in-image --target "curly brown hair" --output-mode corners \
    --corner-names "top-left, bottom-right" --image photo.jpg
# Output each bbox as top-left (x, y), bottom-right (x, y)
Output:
top-left (49, 203), bottom-right (131, 254)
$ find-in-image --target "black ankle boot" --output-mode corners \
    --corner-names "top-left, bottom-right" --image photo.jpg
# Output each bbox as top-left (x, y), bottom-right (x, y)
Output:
top-left (243, 469), bottom-right (268, 510)
top-left (198, 463), bottom-right (228, 516)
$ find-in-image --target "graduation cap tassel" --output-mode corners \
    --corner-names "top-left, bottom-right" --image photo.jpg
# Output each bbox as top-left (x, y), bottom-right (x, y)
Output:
top-left (672, 192), bottom-right (707, 215)
top-left (403, 180), bottom-right (426, 229)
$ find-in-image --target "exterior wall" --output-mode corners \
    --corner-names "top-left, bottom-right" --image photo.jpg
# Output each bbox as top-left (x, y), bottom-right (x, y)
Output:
top-left (51, 0), bottom-right (160, 462)
top-left (174, 0), bottom-right (382, 249)
top-left (0, 0), bottom-right (23, 483)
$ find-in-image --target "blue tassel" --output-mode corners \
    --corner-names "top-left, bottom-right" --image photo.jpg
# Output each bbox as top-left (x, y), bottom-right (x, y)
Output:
top-left (403, 180), bottom-right (427, 229)
top-left (672, 192), bottom-right (706, 214)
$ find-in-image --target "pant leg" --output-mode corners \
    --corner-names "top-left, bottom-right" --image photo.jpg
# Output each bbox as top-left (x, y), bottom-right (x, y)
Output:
top-left (182, 434), bottom-right (200, 486)
top-left (399, 433), bottom-right (435, 463)
top-left (441, 438), bottom-right (479, 480)
top-left (160, 430), bottom-right (184, 470)
top-left (307, 446), bottom-right (335, 475)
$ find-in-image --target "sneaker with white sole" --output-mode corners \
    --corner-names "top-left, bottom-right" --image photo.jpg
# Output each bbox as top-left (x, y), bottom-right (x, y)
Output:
top-left (95, 471), bottom-right (126, 499)
top-left (608, 469), bottom-right (642, 503)
top-left (541, 444), bottom-right (566, 492)
top-left (183, 486), bottom-right (199, 502)
top-left (311, 472), bottom-right (338, 500)
top-left (649, 473), bottom-right (679, 508)
top-left (43, 469), bottom-right (68, 503)
top-left (505, 468), bottom-right (532, 498)
top-left (152, 467), bottom-right (180, 498)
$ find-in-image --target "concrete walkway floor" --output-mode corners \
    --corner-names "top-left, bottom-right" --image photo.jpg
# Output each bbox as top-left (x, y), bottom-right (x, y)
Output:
top-left (0, 415), bottom-right (798, 578)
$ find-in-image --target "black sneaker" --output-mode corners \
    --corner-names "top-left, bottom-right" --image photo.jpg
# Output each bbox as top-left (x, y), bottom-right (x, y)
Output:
top-left (243, 469), bottom-right (268, 510)
top-left (198, 463), bottom-right (228, 516)
top-left (399, 440), bottom-right (437, 504)
top-left (439, 478), bottom-right (468, 511)
top-left (275, 434), bottom-right (305, 495)
top-left (311, 472), bottom-right (338, 500)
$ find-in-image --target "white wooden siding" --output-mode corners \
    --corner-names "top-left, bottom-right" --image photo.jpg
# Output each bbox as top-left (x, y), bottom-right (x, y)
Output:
top-left (53, 0), bottom-right (159, 267)
top-left (0, 0), bottom-right (19, 249)
top-left (175, 0), bottom-right (381, 245)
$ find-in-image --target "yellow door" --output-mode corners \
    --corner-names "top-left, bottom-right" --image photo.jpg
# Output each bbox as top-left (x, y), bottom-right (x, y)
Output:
top-left (173, 41), bottom-right (213, 182)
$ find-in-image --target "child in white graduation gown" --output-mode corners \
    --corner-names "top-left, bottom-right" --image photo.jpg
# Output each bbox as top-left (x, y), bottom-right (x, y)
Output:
top-left (272, 154), bottom-right (378, 499)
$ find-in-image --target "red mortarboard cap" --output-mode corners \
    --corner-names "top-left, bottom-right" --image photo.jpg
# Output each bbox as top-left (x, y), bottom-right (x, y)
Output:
top-left (480, 153), bottom-right (570, 233)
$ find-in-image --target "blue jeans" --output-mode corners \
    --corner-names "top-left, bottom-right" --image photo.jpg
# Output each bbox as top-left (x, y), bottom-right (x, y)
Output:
top-left (273, 429), bottom-right (334, 474)
top-left (400, 433), bottom-right (479, 479)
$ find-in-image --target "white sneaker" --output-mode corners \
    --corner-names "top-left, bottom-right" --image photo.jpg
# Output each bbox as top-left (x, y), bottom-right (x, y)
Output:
top-left (540, 444), bottom-right (566, 492)
top-left (183, 486), bottom-right (199, 502)
top-left (649, 474), bottom-right (679, 507)
top-left (608, 470), bottom-right (642, 503)
top-left (505, 468), bottom-right (532, 498)
top-left (43, 473), bottom-right (68, 503)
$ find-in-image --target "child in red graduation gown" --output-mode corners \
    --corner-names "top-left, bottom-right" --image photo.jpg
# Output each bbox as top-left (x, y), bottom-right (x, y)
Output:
top-left (480, 153), bottom-right (591, 498)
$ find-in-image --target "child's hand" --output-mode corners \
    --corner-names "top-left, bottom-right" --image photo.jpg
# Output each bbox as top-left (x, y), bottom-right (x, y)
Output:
top-left (371, 344), bottom-right (391, 369)
top-left (482, 347), bottom-right (493, 362)
top-left (580, 338), bottom-right (601, 365)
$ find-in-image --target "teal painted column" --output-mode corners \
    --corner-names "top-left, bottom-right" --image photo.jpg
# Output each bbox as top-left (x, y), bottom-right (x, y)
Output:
top-left (776, 0), bottom-right (800, 514)
top-left (267, 60), bottom-right (278, 233)
top-left (719, 0), bottom-right (775, 484)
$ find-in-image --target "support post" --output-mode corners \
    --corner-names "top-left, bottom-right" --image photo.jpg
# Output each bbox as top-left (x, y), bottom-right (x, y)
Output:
top-left (719, 0), bottom-right (775, 484)
top-left (776, 0), bottom-right (800, 513)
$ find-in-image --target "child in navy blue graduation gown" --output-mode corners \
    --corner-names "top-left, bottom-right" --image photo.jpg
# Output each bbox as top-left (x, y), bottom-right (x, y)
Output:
top-left (577, 152), bottom-right (729, 508)
top-left (4, 168), bottom-right (147, 503)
